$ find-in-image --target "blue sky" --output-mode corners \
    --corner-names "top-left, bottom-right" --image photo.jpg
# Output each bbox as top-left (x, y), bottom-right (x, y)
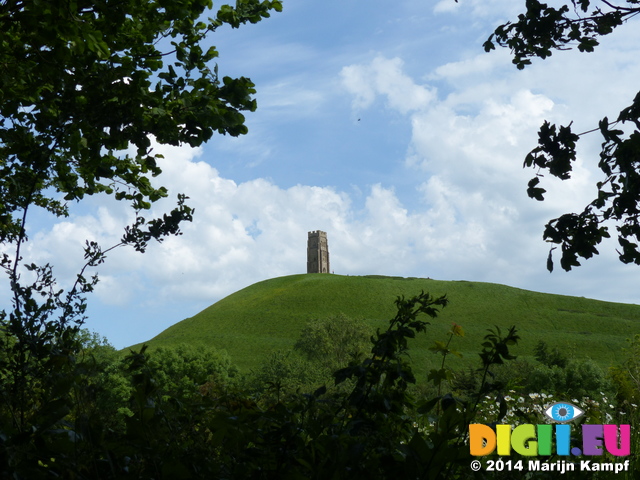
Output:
top-left (10, 0), bottom-right (640, 348)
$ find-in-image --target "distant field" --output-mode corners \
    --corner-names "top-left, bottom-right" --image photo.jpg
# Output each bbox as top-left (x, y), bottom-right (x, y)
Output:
top-left (127, 274), bottom-right (640, 377)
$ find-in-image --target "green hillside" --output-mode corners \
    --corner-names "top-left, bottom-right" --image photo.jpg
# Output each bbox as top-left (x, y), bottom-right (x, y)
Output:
top-left (130, 274), bottom-right (640, 376)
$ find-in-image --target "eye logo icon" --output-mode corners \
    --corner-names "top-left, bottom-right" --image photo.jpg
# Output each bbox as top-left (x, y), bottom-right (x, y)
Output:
top-left (544, 402), bottom-right (584, 422)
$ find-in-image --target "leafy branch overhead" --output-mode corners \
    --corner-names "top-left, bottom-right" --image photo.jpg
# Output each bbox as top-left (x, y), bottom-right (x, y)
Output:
top-left (0, 2), bottom-right (282, 476)
top-left (0, 0), bottom-right (282, 244)
top-left (485, 0), bottom-right (640, 271)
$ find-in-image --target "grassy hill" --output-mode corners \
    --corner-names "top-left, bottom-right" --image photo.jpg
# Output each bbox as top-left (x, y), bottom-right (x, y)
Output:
top-left (129, 274), bottom-right (640, 377)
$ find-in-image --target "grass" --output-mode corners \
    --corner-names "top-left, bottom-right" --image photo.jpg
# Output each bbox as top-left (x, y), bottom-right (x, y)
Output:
top-left (127, 274), bottom-right (640, 378)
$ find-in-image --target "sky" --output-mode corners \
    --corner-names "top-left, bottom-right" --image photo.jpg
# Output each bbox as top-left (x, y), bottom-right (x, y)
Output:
top-left (10, 0), bottom-right (640, 348)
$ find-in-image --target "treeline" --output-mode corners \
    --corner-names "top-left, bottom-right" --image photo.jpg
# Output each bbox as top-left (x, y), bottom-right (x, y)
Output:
top-left (1, 292), bottom-right (638, 479)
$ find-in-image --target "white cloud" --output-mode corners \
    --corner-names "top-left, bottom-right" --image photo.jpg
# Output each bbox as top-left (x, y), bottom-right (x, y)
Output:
top-left (337, 53), bottom-right (626, 292)
top-left (340, 56), bottom-right (436, 114)
top-left (341, 54), bottom-right (600, 225)
top-left (21, 136), bottom-right (523, 315)
top-left (409, 90), bottom-right (554, 175)
top-left (20, 141), bottom-right (353, 305)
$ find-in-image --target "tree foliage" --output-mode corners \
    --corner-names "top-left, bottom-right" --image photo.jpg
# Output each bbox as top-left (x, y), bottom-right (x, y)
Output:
top-left (4, 289), bottom-right (638, 478)
top-left (0, 0), bottom-right (281, 476)
top-left (0, 0), bottom-right (281, 237)
top-left (144, 343), bottom-right (238, 399)
top-left (610, 334), bottom-right (640, 406)
top-left (0, 0), bottom-right (283, 331)
top-left (294, 313), bottom-right (373, 372)
top-left (0, 0), bottom-right (283, 348)
top-left (485, 0), bottom-right (640, 271)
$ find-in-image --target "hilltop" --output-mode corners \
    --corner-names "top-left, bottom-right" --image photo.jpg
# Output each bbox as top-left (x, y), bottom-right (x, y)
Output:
top-left (128, 274), bottom-right (640, 376)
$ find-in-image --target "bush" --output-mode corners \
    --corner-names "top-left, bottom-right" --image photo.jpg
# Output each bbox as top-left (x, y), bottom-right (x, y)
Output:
top-left (249, 350), bottom-right (323, 403)
top-left (533, 340), bottom-right (569, 368)
top-left (293, 313), bottom-right (372, 372)
top-left (610, 334), bottom-right (640, 409)
top-left (525, 363), bottom-right (568, 395)
top-left (146, 344), bottom-right (238, 400)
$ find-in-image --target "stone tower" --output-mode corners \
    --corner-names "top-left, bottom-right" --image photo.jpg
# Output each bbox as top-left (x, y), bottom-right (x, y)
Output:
top-left (307, 230), bottom-right (330, 273)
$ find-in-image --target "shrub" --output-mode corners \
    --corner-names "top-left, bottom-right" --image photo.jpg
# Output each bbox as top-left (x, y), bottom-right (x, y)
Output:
top-left (293, 313), bottom-right (372, 372)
